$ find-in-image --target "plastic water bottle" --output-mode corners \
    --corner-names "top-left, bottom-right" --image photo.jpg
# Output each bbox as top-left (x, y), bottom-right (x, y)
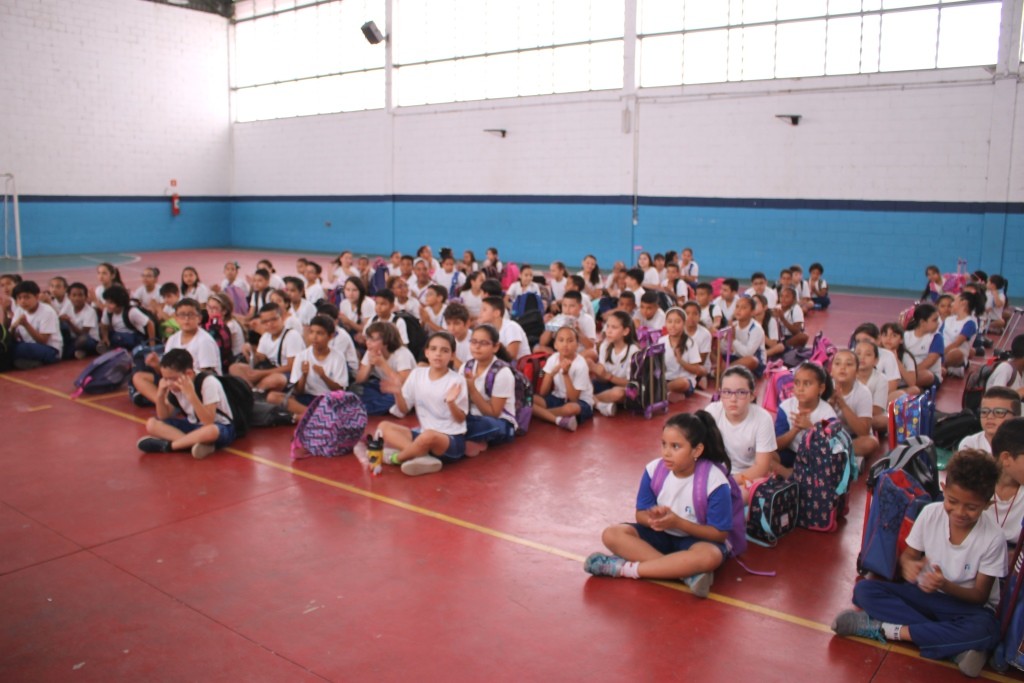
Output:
top-left (366, 433), bottom-right (383, 476)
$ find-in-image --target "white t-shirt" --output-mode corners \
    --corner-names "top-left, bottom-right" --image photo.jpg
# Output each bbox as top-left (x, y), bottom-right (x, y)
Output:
top-left (461, 290), bottom-right (484, 318)
top-left (713, 297), bottom-right (737, 324)
top-left (637, 308), bottom-right (666, 331)
top-left (366, 313), bottom-right (409, 345)
top-left (775, 397), bottom-right (838, 447)
top-left (330, 328), bottom-right (359, 371)
top-left (688, 325), bottom-right (712, 359)
top-left (339, 299), bottom-right (376, 327)
top-left (985, 486), bottom-right (1024, 545)
top-left (745, 287), bottom-right (778, 309)
top-left (542, 353), bottom-right (594, 406)
top-left (133, 285), bottom-right (163, 309)
top-left (422, 304), bottom-right (447, 330)
top-left (596, 341), bottom-right (639, 380)
top-left (360, 346), bottom-right (417, 381)
top-left (876, 348), bottom-right (901, 383)
top-left (705, 401), bottom-right (778, 472)
top-left (467, 359), bottom-right (517, 428)
top-left (165, 329), bottom-right (223, 374)
top-left (256, 328), bottom-right (305, 368)
top-left (452, 334), bottom-right (471, 365)
top-left (497, 319), bottom-right (531, 360)
top-left (663, 336), bottom-right (702, 382)
top-left (182, 283), bottom-right (210, 304)
top-left (567, 314), bottom-right (598, 350)
top-left (290, 299), bottom-right (318, 326)
top-left (859, 369), bottom-right (888, 411)
top-left (434, 269), bottom-right (465, 295)
top-left (290, 346), bottom-right (349, 394)
top-left (777, 305), bottom-right (805, 338)
top-left (305, 283), bottom-right (325, 305)
top-left (642, 268), bottom-right (660, 288)
top-left (48, 295), bottom-right (74, 319)
top-left (840, 382), bottom-right (874, 419)
top-left (987, 362), bottom-right (1023, 391)
top-left (699, 303), bottom-right (720, 330)
top-left (102, 306), bottom-right (152, 337)
top-left (680, 261), bottom-right (699, 280)
top-left (227, 319), bottom-right (246, 356)
top-left (68, 304), bottom-right (100, 341)
top-left (408, 278), bottom-right (435, 301)
top-left (549, 277), bottom-right (567, 301)
top-left (903, 330), bottom-right (944, 377)
top-left (941, 315), bottom-right (979, 358)
top-left (639, 458), bottom-right (730, 538)
top-left (14, 303), bottom-right (62, 353)
top-left (172, 374), bottom-right (233, 426)
top-left (400, 367), bottom-right (468, 435)
top-left (333, 265), bottom-right (361, 283)
top-left (732, 320), bottom-right (766, 363)
top-left (906, 502), bottom-right (1006, 609)
top-left (957, 431), bottom-right (992, 454)
top-left (394, 297), bottom-right (422, 318)
top-left (506, 282), bottom-right (541, 300)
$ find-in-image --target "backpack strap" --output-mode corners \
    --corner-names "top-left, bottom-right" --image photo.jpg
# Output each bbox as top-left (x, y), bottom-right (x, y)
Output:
top-left (276, 328), bottom-right (291, 367)
top-left (649, 460), bottom-right (671, 496)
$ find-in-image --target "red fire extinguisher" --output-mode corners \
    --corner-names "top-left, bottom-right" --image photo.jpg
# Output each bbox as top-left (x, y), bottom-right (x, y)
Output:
top-left (171, 193), bottom-right (181, 217)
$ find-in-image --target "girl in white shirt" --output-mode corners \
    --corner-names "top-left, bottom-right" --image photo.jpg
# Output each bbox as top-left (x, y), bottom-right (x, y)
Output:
top-left (903, 303), bottom-right (944, 388)
top-left (637, 252), bottom-right (660, 288)
top-left (548, 261), bottom-right (568, 302)
top-left (585, 310), bottom-right (638, 417)
top-left (579, 254), bottom-right (606, 300)
top-left (458, 271), bottom-right (486, 320)
top-left (941, 292), bottom-right (979, 374)
top-left (662, 307), bottom-right (705, 400)
top-left (829, 349), bottom-right (879, 457)
top-left (330, 251), bottom-right (361, 285)
top-left (338, 276), bottom-right (375, 342)
top-left (133, 267), bottom-right (163, 309)
top-left (463, 324), bottom-right (519, 450)
top-left (774, 362), bottom-right (838, 472)
top-left (92, 262), bottom-right (124, 307)
top-left (533, 326), bottom-right (595, 432)
top-left (854, 340), bottom-right (890, 433)
top-left (180, 266), bottom-right (210, 306)
top-left (378, 331), bottom-right (469, 476)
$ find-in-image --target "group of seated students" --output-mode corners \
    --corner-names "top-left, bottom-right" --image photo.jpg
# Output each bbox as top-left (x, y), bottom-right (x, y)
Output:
top-left (4, 247), bottom-right (1024, 675)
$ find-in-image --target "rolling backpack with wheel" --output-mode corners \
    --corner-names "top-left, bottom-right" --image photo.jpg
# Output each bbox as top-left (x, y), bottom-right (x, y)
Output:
top-left (624, 341), bottom-right (669, 420)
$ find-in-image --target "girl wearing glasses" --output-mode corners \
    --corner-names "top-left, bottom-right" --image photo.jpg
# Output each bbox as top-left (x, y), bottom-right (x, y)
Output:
top-left (462, 324), bottom-right (519, 451)
top-left (703, 366), bottom-right (776, 499)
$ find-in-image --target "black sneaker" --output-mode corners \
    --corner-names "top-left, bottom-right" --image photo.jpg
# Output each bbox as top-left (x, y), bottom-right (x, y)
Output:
top-left (13, 359), bottom-right (42, 371)
top-left (137, 437), bottom-right (172, 453)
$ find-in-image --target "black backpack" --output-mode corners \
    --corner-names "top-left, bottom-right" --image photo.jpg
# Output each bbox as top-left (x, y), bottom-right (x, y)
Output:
top-left (963, 353), bottom-right (1013, 415)
top-left (932, 410), bottom-right (982, 450)
top-left (122, 300), bottom-right (160, 340)
top-left (395, 310), bottom-right (426, 361)
top-left (0, 323), bottom-right (12, 372)
top-left (170, 372), bottom-right (255, 438)
top-left (517, 310), bottom-right (545, 349)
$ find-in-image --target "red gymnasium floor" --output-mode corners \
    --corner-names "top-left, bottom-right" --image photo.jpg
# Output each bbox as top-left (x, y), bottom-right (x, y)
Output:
top-left (1, 249), bottom-right (1017, 682)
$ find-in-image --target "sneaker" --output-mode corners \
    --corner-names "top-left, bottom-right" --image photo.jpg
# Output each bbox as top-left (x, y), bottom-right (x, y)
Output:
top-left (388, 404), bottom-right (405, 418)
top-left (74, 350), bottom-right (87, 360)
top-left (682, 572), bottom-right (714, 598)
top-left (13, 358), bottom-right (42, 371)
top-left (946, 366), bottom-right (965, 378)
top-left (954, 649), bottom-right (986, 678)
top-left (830, 609), bottom-right (885, 642)
top-left (400, 455), bottom-right (443, 476)
top-left (137, 437), bottom-right (172, 453)
top-left (131, 391), bottom-right (153, 408)
top-left (191, 443), bottom-right (216, 460)
top-left (596, 401), bottom-right (617, 417)
top-left (353, 441), bottom-right (369, 465)
top-left (556, 416), bottom-right (578, 432)
top-left (583, 552), bottom-right (625, 577)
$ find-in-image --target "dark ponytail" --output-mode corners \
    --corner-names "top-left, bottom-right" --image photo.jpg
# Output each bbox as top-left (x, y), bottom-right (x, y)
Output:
top-left (664, 411), bottom-right (731, 474)
top-left (907, 303), bottom-right (937, 332)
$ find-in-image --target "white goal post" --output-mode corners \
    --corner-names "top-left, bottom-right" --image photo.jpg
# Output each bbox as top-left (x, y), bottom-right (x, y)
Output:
top-left (2, 173), bottom-right (22, 261)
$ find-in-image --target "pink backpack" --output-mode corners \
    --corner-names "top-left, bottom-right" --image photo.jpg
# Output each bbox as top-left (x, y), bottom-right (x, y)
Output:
top-left (501, 263), bottom-right (521, 291)
top-left (760, 360), bottom-right (794, 418)
top-left (807, 331), bottom-right (837, 369)
top-left (290, 391), bottom-right (368, 459)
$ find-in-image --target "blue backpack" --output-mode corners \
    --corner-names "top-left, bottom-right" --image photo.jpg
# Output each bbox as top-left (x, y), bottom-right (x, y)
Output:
top-left (71, 348), bottom-right (133, 398)
top-left (510, 292), bottom-right (543, 319)
top-left (857, 468), bottom-right (932, 580)
top-left (993, 523), bottom-right (1024, 673)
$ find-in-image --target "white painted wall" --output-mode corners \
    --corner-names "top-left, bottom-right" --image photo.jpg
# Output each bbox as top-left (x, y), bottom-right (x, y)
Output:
top-left (0, 0), bottom-right (230, 196)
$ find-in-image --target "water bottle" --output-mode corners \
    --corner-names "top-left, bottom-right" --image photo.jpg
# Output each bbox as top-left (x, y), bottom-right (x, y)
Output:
top-left (366, 433), bottom-right (384, 476)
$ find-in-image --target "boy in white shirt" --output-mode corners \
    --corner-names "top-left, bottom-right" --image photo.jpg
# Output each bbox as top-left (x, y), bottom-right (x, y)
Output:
top-left (695, 283), bottom-right (721, 330)
top-left (272, 315), bottom-right (348, 418)
top-left (636, 292), bottom-right (667, 331)
top-left (42, 276), bottom-right (74, 319)
top-left (537, 292), bottom-right (597, 354)
top-left (10, 280), bottom-right (62, 369)
top-left (986, 334), bottom-right (1024, 397)
top-left (408, 259), bottom-right (435, 301)
top-left (479, 296), bottom-right (530, 360)
top-left (744, 272), bottom-right (778, 309)
top-left (229, 303), bottom-right (305, 392)
top-left (63, 282), bottom-right (100, 360)
top-left (137, 349), bottom-right (238, 460)
top-left (366, 289), bottom-right (409, 345)
top-left (713, 278), bottom-right (739, 325)
top-left (832, 450), bottom-right (1005, 678)
top-left (443, 302), bottom-right (472, 370)
top-left (389, 275), bottom-right (421, 318)
top-left (958, 387), bottom-right (1019, 454)
top-left (679, 247), bottom-right (699, 286)
top-left (132, 298), bottom-right (223, 406)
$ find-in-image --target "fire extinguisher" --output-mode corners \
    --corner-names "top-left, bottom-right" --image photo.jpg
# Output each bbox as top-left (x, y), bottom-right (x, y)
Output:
top-left (171, 193), bottom-right (181, 217)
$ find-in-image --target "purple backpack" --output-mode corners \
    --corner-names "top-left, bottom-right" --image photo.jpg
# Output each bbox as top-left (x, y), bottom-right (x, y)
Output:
top-left (290, 390), bottom-right (368, 459)
top-left (223, 284), bottom-right (249, 317)
top-left (464, 358), bottom-right (533, 436)
top-left (71, 348), bottom-right (132, 398)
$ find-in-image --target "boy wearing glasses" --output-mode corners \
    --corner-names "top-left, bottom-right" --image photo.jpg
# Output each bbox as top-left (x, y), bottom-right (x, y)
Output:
top-left (131, 298), bottom-right (222, 405)
top-left (959, 387), bottom-right (1021, 454)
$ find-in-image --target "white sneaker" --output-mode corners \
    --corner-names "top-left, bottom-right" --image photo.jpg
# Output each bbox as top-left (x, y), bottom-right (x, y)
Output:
top-left (400, 456), bottom-right (443, 476)
top-left (388, 404), bottom-right (405, 418)
top-left (596, 401), bottom-right (617, 417)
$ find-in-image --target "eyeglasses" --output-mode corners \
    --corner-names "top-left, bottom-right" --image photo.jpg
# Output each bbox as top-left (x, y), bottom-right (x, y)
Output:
top-left (720, 389), bottom-right (751, 399)
top-left (979, 407), bottom-right (1012, 418)
top-left (469, 339), bottom-right (493, 347)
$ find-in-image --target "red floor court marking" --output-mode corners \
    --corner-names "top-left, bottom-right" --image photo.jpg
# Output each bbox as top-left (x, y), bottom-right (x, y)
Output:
top-left (3, 372), bottom-right (1019, 682)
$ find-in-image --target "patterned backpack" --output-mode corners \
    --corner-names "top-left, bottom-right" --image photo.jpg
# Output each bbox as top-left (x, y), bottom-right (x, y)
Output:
top-left (745, 476), bottom-right (799, 547)
top-left (760, 360), bottom-right (794, 418)
top-left (290, 390), bottom-right (368, 459)
top-left (463, 358), bottom-right (533, 435)
top-left (794, 418), bottom-right (856, 532)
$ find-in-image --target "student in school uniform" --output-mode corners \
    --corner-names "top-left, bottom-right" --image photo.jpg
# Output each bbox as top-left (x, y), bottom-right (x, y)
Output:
top-left (99, 285), bottom-right (156, 352)
top-left (443, 302), bottom-right (472, 370)
top-left (9, 280), bottom-right (62, 369)
top-left (713, 278), bottom-right (740, 325)
top-left (270, 315), bottom-right (349, 418)
top-left (365, 288), bottom-right (409, 345)
top-left (229, 303), bottom-right (305, 392)
top-left (478, 296), bottom-right (530, 360)
top-left (744, 272), bottom-right (778, 309)
top-left (283, 277), bottom-right (317, 327)
top-left (62, 282), bottom-right (100, 360)
top-left (636, 291), bottom-right (667, 331)
top-left (958, 387), bottom-right (1020, 455)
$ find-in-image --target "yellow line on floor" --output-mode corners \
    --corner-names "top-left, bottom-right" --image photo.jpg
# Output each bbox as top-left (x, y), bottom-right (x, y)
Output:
top-left (79, 390), bottom-right (130, 403)
top-left (1, 372), bottom-right (1018, 681)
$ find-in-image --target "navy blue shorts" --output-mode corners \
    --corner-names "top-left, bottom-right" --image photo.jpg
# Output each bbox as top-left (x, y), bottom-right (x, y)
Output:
top-left (163, 418), bottom-right (237, 449)
top-left (411, 429), bottom-right (467, 461)
top-left (294, 393), bottom-right (316, 406)
top-left (543, 395), bottom-right (594, 423)
top-left (628, 523), bottom-right (729, 560)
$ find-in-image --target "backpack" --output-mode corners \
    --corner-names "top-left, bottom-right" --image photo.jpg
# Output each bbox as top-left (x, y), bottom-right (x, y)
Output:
top-left (793, 418), bottom-right (857, 532)
top-left (745, 476), bottom-right (800, 547)
top-left (368, 259), bottom-right (388, 296)
top-left (223, 284), bottom-right (249, 317)
top-left (963, 354), bottom-right (1014, 415)
top-left (394, 310), bottom-right (426, 361)
top-left (650, 458), bottom-right (748, 558)
top-left (710, 277), bottom-right (724, 298)
top-left (169, 373), bottom-right (254, 439)
top-left (290, 390), bottom-right (368, 459)
top-left (932, 410), bottom-right (982, 451)
top-left (876, 434), bottom-right (941, 500)
top-left (203, 316), bottom-right (234, 372)
top-left (856, 468), bottom-right (932, 580)
top-left (890, 391), bottom-right (935, 448)
top-left (517, 310), bottom-right (545, 348)
top-left (71, 348), bottom-right (132, 397)
top-left (501, 263), bottom-right (520, 291)
top-left (464, 358), bottom-right (533, 436)
top-left (122, 300), bottom-right (159, 339)
top-left (511, 292), bottom-right (543, 319)
top-left (807, 331), bottom-right (837, 369)
top-left (0, 323), bottom-right (12, 373)
top-left (760, 360), bottom-right (794, 418)
top-left (517, 351), bottom-right (550, 393)
top-left (251, 398), bottom-right (296, 428)
top-left (993, 524), bottom-right (1024, 673)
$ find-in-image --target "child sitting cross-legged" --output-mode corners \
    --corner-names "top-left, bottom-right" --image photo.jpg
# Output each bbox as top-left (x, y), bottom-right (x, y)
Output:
top-left (583, 411), bottom-right (735, 599)
top-left (832, 449), bottom-right (1006, 678)
top-left (268, 315), bottom-right (348, 418)
top-left (137, 349), bottom-right (238, 460)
